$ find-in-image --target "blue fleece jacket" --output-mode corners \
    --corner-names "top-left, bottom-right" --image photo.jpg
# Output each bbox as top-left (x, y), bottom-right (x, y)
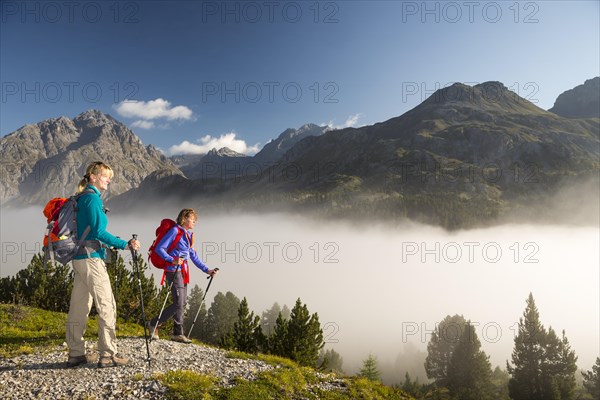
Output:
top-left (74, 185), bottom-right (128, 259)
top-left (155, 225), bottom-right (209, 274)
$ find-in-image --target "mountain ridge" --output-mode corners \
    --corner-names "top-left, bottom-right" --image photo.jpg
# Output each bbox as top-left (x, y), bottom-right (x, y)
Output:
top-left (178, 123), bottom-right (328, 180)
top-left (110, 79), bottom-right (598, 229)
top-left (2, 79), bottom-right (598, 229)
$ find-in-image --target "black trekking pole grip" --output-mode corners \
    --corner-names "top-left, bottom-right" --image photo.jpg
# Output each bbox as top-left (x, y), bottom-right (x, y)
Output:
top-left (130, 234), bottom-right (138, 259)
top-left (207, 267), bottom-right (220, 279)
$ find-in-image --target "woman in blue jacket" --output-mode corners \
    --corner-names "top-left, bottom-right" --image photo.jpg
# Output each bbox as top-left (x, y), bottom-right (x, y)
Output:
top-left (149, 208), bottom-right (218, 343)
top-left (66, 161), bottom-right (140, 368)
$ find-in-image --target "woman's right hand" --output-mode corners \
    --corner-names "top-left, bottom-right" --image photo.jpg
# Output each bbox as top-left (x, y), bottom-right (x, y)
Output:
top-left (173, 257), bottom-right (184, 265)
top-left (127, 239), bottom-right (141, 251)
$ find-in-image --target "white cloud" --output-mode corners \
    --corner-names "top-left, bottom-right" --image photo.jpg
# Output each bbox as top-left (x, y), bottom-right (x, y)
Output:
top-left (344, 113), bottom-right (362, 127)
top-left (131, 120), bottom-right (155, 129)
top-left (114, 98), bottom-right (193, 123)
top-left (323, 113), bottom-right (364, 130)
top-left (168, 132), bottom-right (261, 156)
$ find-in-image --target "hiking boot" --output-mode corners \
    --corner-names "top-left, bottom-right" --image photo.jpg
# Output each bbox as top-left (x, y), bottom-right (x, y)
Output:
top-left (98, 353), bottom-right (129, 368)
top-left (146, 321), bottom-right (160, 340)
top-left (67, 355), bottom-right (88, 368)
top-left (170, 335), bottom-right (192, 344)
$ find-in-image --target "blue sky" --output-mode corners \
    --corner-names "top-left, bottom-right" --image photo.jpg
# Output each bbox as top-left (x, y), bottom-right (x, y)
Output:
top-left (1, 0), bottom-right (599, 155)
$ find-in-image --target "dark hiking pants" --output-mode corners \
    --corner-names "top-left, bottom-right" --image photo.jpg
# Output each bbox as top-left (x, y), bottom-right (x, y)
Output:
top-left (152, 271), bottom-right (187, 336)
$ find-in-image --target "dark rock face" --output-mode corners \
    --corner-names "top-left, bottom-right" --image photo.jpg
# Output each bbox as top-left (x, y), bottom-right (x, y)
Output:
top-left (550, 77), bottom-right (600, 118)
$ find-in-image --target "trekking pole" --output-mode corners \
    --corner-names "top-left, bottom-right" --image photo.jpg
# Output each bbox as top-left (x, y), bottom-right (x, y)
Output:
top-left (188, 268), bottom-right (219, 338)
top-left (113, 240), bottom-right (119, 306)
top-left (130, 234), bottom-right (151, 363)
top-left (151, 261), bottom-right (182, 342)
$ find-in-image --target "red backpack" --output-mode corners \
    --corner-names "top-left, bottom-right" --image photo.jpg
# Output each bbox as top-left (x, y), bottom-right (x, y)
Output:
top-left (148, 219), bottom-right (184, 269)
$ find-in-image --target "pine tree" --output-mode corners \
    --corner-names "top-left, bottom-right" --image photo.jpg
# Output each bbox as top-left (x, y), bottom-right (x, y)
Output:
top-left (261, 302), bottom-right (290, 336)
top-left (507, 293), bottom-right (546, 400)
top-left (268, 312), bottom-right (288, 356)
top-left (281, 304), bottom-right (291, 320)
top-left (446, 322), bottom-right (493, 400)
top-left (219, 330), bottom-right (235, 350)
top-left (490, 366), bottom-right (510, 400)
top-left (107, 253), bottom-right (138, 322)
top-left (425, 314), bottom-right (467, 387)
top-left (1, 254), bottom-right (73, 312)
top-left (232, 297), bottom-right (263, 354)
top-left (556, 331), bottom-right (577, 399)
top-left (0, 252), bottom-right (162, 327)
top-left (261, 302), bottom-right (282, 336)
top-left (582, 357), bottom-right (600, 398)
top-left (112, 254), bottom-right (160, 327)
top-left (318, 348), bottom-right (344, 373)
top-left (541, 328), bottom-right (577, 399)
top-left (400, 372), bottom-right (422, 397)
top-left (507, 293), bottom-right (578, 400)
top-left (183, 285), bottom-right (206, 340)
top-left (359, 354), bottom-right (381, 382)
top-left (204, 291), bottom-right (240, 345)
top-left (0, 275), bottom-right (15, 303)
top-left (284, 298), bottom-right (324, 367)
top-left (267, 298), bottom-right (324, 367)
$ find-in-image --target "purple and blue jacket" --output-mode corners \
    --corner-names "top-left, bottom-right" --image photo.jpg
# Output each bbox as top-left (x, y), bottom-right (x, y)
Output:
top-left (155, 225), bottom-right (209, 283)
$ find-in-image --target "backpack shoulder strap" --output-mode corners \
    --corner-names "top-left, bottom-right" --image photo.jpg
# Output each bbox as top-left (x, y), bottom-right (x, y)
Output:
top-left (73, 187), bottom-right (96, 256)
top-left (167, 226), bottom-right (185, 254)
top-left (74, 187), bottom-right (96, 201)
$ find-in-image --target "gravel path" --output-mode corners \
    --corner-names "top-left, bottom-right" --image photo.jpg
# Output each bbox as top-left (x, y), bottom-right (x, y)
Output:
top-left (0, 337), bottom-right (275, 399)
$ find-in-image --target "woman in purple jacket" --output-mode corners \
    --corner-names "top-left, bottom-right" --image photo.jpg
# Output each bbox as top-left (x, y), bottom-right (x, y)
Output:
top-left (148, 208), bottom-right (217, 343)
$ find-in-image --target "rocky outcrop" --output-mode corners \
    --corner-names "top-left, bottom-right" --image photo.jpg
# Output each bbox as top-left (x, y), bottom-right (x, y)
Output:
top-left (0, 110), bottom-right (178, 205)
top-left (180, 147), bottom-right (252, 180)
top-left (549, 77), bottom-right (600, 118)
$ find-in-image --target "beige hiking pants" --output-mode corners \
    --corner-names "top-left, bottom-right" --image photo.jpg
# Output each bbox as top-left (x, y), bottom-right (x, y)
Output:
top-left (66, 257), bottom-right (117, 358)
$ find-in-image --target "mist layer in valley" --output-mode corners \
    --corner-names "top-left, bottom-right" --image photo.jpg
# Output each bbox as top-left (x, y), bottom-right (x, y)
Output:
top-left (1, 202), bottom-right (598, 384)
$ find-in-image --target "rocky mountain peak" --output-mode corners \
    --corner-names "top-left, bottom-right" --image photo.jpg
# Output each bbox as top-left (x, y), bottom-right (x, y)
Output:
top-left (0, 111), bottom-right (177, 204)
top-left (73, 109), bottom-right (117, 125)
top-left (210, 147), bottom-right (247, 157)
top-left (71, 109), bottom-right (144, 147)
top-left (425, 81), bottom-right (502, 104)
top-left (549, 76), bottom-right (600, 118)
top-left (213, 147), bottom-right (246, 157)
top-left (253, 123), bottom-right (328, 164)
top-left (416, 80), bottom-right (545, 116)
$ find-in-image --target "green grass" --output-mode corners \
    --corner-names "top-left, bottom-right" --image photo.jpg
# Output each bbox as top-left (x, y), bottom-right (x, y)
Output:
top-left (159, 350), bottom-right (414, 400)
top-left (160, 370), bottom-right (219, 400)
top-left (158, 366), bottom-right (415, 400)
top-left (226, 350), bottom-right (298, 369)
top-left (0, 303), bottom-right (143, 357)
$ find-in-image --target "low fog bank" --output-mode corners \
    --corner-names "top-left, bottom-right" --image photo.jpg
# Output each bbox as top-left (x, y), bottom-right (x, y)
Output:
top-left (497, 175), bottom-right (600, 228)
top-left (1, 206), bottom-right (598, 384)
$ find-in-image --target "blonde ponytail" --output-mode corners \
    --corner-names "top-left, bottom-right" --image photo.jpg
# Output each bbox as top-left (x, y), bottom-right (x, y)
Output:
top-left (77, 161), bottom-right (114, 193)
